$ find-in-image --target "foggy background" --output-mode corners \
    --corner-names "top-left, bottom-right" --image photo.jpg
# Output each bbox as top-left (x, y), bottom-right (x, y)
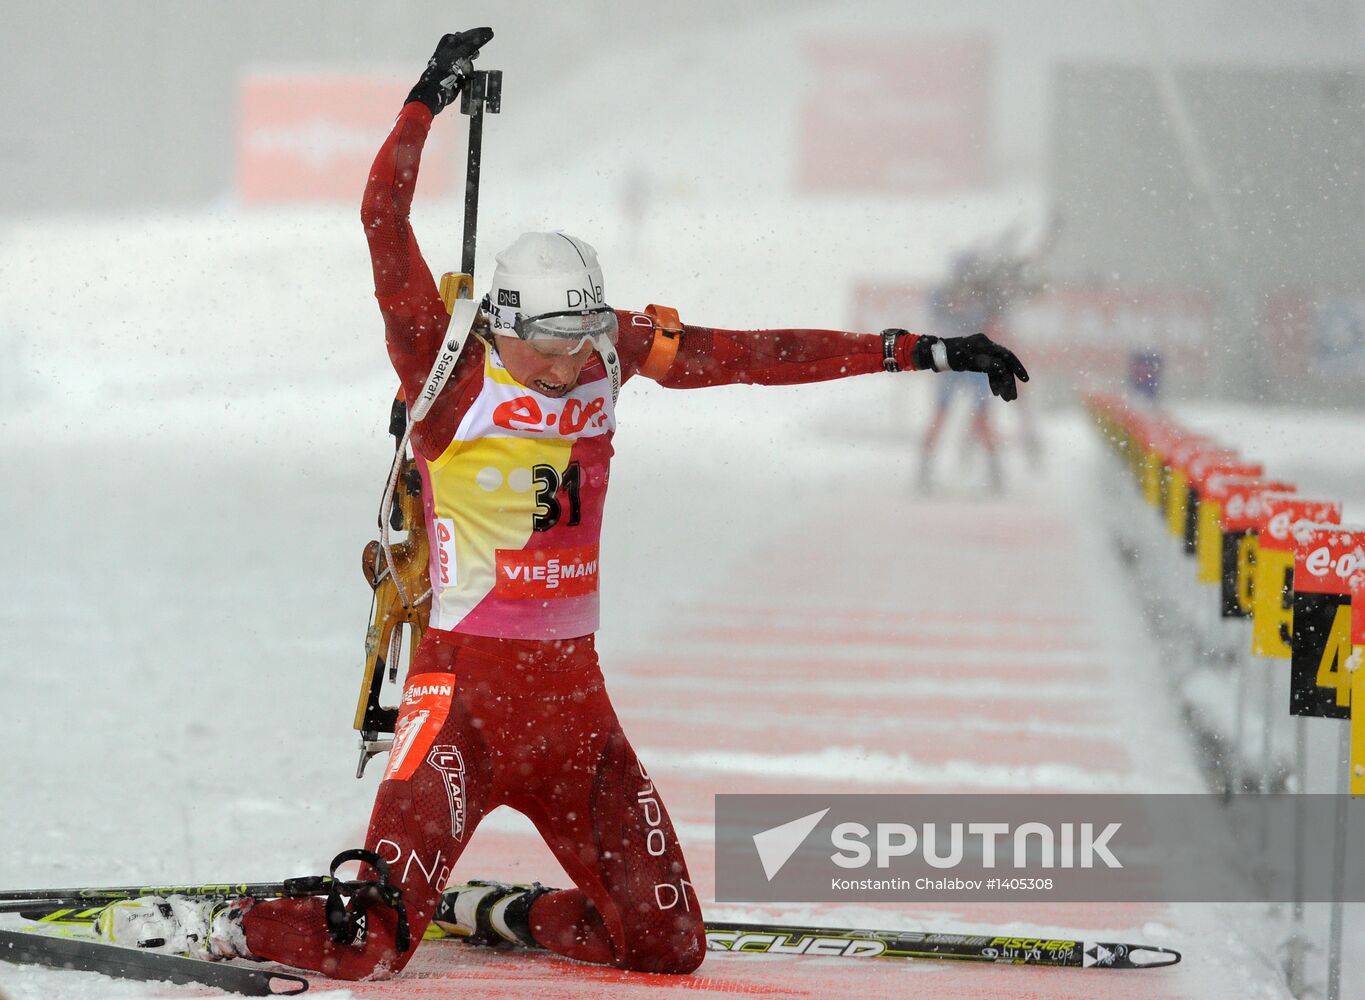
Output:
top-left (2, 0), bottom-right (1363, 406)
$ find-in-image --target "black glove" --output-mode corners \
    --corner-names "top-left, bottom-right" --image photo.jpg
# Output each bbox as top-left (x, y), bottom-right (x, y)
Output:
top-left (406, 28), bottom-right (494, 116)
top-left (912, 332), bottom-right (1029, 402)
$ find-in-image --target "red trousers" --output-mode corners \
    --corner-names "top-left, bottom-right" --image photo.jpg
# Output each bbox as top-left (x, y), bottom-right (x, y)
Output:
top-left (242, 630), bottom-right (705, 979)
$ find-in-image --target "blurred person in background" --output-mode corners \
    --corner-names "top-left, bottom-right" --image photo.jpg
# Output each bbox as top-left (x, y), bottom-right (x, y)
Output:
top-left (917, 250), bottom-right (1003, 493)
top-left (916, 220), bottom-right (1058, 493)
top-left (95, 32), bottom-right (1028, 981)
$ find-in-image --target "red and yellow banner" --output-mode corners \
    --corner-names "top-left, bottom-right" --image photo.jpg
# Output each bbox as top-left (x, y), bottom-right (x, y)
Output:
top-left (236, 72), bottom-right (456, 204)
top-left (1254, 497), bottom-right (1339, 657)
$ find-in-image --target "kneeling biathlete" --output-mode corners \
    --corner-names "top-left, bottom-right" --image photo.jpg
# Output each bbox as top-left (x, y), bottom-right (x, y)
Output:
top-left (98, 31), bottom-right (1028, 980)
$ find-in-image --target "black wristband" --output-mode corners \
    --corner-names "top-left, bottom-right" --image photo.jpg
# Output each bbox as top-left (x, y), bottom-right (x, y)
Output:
top-left (881, 329), bottom-right (906, 373)
top-left (910, 335), bottom-right (938, 372)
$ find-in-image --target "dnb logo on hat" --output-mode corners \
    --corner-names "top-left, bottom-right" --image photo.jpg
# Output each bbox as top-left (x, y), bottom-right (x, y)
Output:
top-left (497, 288), bottom-right (521, 308)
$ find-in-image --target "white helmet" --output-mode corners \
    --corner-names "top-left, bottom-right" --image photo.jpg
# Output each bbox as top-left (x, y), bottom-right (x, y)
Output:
top-left (483, 232), bottom-right (617, 351)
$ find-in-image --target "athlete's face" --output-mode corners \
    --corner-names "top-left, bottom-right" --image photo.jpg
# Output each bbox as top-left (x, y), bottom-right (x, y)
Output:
top-left (493, 335), bottom-right (594, 398)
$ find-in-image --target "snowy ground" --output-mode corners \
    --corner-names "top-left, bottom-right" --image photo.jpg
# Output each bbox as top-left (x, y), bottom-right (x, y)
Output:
top-left (1, 205), bottom-right (1358, 997)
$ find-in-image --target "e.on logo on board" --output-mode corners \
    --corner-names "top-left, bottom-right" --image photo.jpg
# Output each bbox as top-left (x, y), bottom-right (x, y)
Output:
top-left (1293, 526), bottom-right (1365, 595)
top-left (1304, 547), bottom-right (1360, 580)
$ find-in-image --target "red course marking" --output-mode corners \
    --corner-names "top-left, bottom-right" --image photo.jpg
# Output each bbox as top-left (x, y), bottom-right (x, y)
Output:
top-left (322, 945), bottom-right (813, 998)
top-left (684, 603), bottom-right (1087, 630)
top-left (624, 719), bottom-right (1129, 771)
top-left (617, 656), bottom-right (1093, 684)
top-left (612, 688), bottom-right (1109, 727)
top-left (689, 624), bottom-right (1095, 654)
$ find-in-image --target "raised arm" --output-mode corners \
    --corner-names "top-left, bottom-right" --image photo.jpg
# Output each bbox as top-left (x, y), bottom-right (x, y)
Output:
top-left (360, 100), bottom-right (447, 404)
top-left (361, 34), bottom-right (497, 458)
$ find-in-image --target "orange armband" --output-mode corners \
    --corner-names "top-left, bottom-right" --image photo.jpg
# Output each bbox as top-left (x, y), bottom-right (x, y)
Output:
top-left (640, 304), bottom-right (683, 381)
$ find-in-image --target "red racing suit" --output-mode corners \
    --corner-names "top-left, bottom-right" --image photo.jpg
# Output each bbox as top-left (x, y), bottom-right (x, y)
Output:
top-left (240, 101), bottom-right (922, 980)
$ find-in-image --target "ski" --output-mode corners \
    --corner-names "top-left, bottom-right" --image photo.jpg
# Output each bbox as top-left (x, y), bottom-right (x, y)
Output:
top-left (700, 921), bottom-right (1181, 969)
top-left (11, 886), bottom-right (1182, 972)
top-left (0, 927), bottom-right (309, 996)
top-left (7, 903), bottom-right (109, 922)
top-left (427, 907), bottom-right (1179, 969)
top-left (430, 882), bottom-right (1177, 969)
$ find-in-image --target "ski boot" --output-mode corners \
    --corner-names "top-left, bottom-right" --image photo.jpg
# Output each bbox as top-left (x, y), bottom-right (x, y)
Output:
top-left (433, 880), bottom-right (553, 948)
top-left (95, 895), bottom-right (255, 961)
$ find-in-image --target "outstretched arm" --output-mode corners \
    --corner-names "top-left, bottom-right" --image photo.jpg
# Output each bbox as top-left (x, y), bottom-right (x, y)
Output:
top-left (651, 323), bottom-right (921, 388)
top-left (622, 314), bottom-right (1028, 401)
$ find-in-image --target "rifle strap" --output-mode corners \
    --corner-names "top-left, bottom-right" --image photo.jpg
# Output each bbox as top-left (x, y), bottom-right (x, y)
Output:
top-left (377, 297), bottom-right (479, 608)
